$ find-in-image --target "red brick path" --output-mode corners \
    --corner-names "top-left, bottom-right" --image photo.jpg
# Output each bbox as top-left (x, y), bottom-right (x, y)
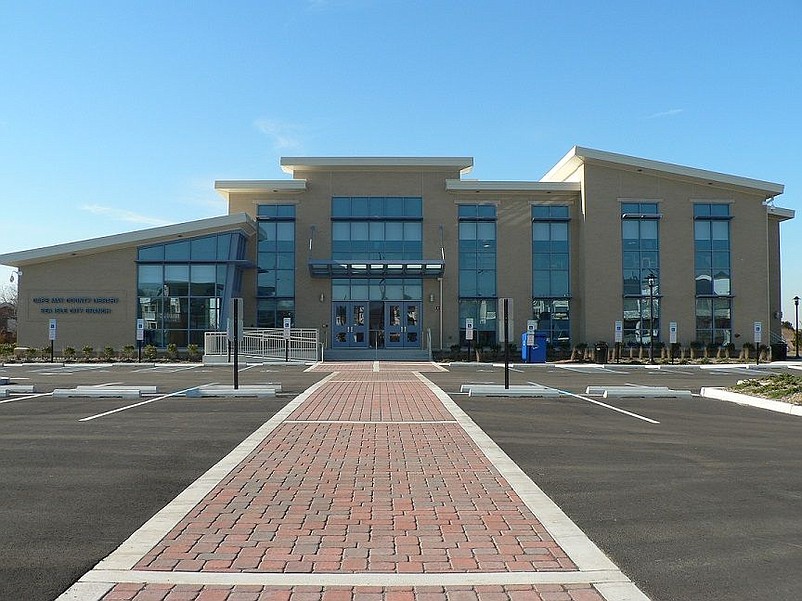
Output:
top-left (97, 363), bottom-right (607, 601)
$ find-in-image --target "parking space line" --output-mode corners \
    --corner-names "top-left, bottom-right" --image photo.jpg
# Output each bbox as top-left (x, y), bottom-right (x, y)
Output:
top-left (550, 387), bottom-right (660, 424)
top-left (0, 393), bottom-right (51, 405)
top-left (79, 384), bottom-right (216, 422)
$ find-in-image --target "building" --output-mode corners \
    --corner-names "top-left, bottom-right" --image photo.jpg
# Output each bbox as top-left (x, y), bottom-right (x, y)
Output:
top-left (0, 146), bottom-right (793, 358)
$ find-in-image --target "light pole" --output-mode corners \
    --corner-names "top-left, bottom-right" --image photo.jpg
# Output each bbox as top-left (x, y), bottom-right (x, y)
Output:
top-left (646, 273), bottom-right (656, 364)
top-left (794, 295), bottom-right (800, 359)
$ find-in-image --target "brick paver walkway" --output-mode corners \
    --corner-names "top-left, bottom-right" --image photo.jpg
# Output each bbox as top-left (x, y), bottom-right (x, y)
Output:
top-left (62, 362), bottom-right (644, 601)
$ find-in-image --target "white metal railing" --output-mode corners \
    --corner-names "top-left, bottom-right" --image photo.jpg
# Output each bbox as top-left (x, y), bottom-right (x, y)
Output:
top-left (204, 328), bottom-right (320, 362)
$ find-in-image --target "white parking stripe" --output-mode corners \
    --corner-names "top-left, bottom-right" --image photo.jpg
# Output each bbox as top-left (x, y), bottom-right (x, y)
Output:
top-left (79, 384), bottom-right (216, 422)
top-left (551, 387), bottom-right (660, 424)
top-left (0, 393), bottom-right (51, 405)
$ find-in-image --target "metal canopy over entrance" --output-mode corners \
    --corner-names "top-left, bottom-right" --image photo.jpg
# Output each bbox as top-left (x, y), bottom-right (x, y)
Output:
top-left (309, 260), bottom-right (444, 278)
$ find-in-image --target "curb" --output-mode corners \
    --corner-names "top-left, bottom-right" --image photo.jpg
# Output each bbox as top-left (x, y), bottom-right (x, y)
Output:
top-left (699, 387), bottom-right (802, 416)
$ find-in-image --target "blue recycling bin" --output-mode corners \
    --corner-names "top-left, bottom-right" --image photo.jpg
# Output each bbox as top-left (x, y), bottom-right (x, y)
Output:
top-left (521, 332), bottom-right (547, 363)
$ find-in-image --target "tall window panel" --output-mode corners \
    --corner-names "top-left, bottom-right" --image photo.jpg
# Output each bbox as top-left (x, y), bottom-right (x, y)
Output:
top-left (694, 203), bottom-right (732, 344)
top-left (458, 204), bottom-right (497, 345)
top-left (257, 204), bottom-right (295, 328)
top-left (137, 232), bottom-right (246, 347)
top-left (532, 205), bottom-right (570, 345)
top-left (621, 202), bottom-right (661, 345)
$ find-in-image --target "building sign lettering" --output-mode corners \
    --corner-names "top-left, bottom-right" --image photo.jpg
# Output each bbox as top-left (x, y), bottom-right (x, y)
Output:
top-left (32, 295), bottom-right (120, 316)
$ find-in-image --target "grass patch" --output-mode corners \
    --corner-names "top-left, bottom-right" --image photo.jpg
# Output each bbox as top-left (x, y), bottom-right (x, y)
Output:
top-left (730, 373), bottom-right (802, 405)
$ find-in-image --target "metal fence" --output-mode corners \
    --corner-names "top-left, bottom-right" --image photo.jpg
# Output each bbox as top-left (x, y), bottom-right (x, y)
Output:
top-left (204, 328), bottom-right (320, 362)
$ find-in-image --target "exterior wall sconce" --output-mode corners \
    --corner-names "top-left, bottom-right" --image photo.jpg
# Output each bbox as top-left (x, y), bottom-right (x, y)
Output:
top-left (319, 293), bottom-right (325, 303)
top-left (429, 293), bottom-right (435, 302)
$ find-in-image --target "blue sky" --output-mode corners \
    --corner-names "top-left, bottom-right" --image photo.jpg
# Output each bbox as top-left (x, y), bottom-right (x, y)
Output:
top-left (1, 1), bottom-right (800, 318)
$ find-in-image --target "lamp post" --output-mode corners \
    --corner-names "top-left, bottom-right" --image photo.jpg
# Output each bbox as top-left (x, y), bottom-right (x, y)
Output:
top-left (795, 295), bottom-right (800, 359)
top-left (646, 273), bottom-right (656, 364)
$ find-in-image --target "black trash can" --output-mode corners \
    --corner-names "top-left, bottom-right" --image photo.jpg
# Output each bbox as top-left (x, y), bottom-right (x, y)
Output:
top-left (770, 343), bottom-right (787, 362)
top-left (594, 342), bottom-right (609, 364)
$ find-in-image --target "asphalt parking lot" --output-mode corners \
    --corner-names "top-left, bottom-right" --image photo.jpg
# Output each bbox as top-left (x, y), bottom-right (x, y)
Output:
top-left (427, 362), bottom-right (802, 601)
top-left (0, 362), bottom-right (325, 601)
top-left (1, 361), bottom-right (800, 601)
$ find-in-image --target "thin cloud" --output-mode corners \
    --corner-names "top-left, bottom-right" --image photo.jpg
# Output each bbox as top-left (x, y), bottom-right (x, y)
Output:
top-left (80, 204), bottom-right (172, 227)
top-left (643, 108), bottom-right (684, 120)
top-left (254, 118), bottom-right (304, 150)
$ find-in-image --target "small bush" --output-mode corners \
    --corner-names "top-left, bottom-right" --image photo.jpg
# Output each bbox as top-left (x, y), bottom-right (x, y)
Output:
top-left (82, 345), bottom-right (93, 359)
top-left (121, 345), bottom-right (135, 360)
top-left (166, 343), bottom-right (178, 360)
top-left (64, 347), bottom-right (76, 360)
top-left (187, 344), bottom-right (200, 361)
top-left (143, 344), bottom-right (157, 360)
top-left (103, 346), bottom-right (116, 360)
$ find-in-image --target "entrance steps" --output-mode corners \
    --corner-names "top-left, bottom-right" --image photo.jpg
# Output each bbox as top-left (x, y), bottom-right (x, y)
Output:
top-left (323, 348), bottom-right (431, 361)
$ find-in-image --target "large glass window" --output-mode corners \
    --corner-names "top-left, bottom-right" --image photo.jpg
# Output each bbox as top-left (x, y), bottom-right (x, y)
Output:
top-left (532, 206), bottom-right (571, 345)
top-left (621, 202), bottom-right (660, 345)
top-left (459, 204), bottom-right (497, 345)
top-left (331, 196), bottom-right (423, 261)
top-left (137, 232), bottom-right (246, 347)
top-left (257, 205), bottom-right (296, 328)
top-left (694, 203), bottom-right (732, 344)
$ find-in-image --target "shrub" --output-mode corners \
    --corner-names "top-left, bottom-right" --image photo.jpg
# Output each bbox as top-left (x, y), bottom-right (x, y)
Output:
top-left (82, 345), bottom-right (93, 359)
top-left (143, 344), bottom-right (157, 360)
top-left (166, 343), bottom-right (178, 360)
top-left (26, 347), bottom-right (38, 361)
top-left (64, 346), bottom-right (76, 360)
top-left (103, 346), bottom-right (116, 361)
top-left (187, 344), bottom-right (200, 361)
top-left (121, 345), bottom-right (135, 360)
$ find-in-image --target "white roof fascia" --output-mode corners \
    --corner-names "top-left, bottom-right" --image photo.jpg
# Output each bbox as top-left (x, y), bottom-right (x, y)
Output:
top-left (214, 180), bottom-right (307, 199)
top-left (0, 213), bottom-right (255, 267)
top-left (280, 157), bottom-right (474, 175)
top-left (542, 146), bottom-right (785, 197)
top-left (446, 180), bottom-right (581, 194)
top-left (767, 206), bottom-right (795, 221)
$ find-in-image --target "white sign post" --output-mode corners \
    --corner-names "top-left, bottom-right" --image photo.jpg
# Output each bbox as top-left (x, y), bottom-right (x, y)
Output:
top-left (283, 317), bottom-right (292, 362)
top-left (754, 322), bottom-right (762, 365)
top-left (465, 318), bottom-right (474, 362)
top-left (48, 319), bottom-right (57, 363)
top-left (136, 318), bottom-right (145, 362)
top-left (669, 321), bottom-right (678, 364)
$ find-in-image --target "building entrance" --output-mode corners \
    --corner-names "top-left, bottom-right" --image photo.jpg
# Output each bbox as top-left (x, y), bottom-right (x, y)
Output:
top-left (332, 301), bottom-right (421, 349)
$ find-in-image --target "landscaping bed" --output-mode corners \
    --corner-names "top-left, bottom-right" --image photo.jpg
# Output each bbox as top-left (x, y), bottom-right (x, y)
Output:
top-left (730, 373), bottom-right (802, 405)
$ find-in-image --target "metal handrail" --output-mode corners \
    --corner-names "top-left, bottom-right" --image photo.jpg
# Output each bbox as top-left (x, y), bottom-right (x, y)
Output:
top-left (204, 328), bottom-right (320, 362)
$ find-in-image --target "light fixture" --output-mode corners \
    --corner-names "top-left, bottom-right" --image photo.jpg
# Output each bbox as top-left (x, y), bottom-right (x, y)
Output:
top-left (319, 292), bottom-right (325, 303)
top-left (429, 293), bottom-right (435, 303)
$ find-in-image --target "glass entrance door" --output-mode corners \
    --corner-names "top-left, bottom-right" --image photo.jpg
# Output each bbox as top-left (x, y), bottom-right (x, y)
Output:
top-left (333, 301), bottom-right (421, 350)
top-left (332, 302), bottom-right (369, 348)
top-left (385, 301), bottom-right (421, 348)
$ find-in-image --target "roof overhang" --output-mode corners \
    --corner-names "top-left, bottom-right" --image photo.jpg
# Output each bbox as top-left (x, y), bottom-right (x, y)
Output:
top-left (542, 146), bottom-right (785, 199)
top-left (281, 157), bottom-right (474, 175)
top-left (214, 180), bottom-right (307, 199)
top-left (767, 206), bottom-right (795, 221)
top-left (0, 213), bottom-right (256, 267)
